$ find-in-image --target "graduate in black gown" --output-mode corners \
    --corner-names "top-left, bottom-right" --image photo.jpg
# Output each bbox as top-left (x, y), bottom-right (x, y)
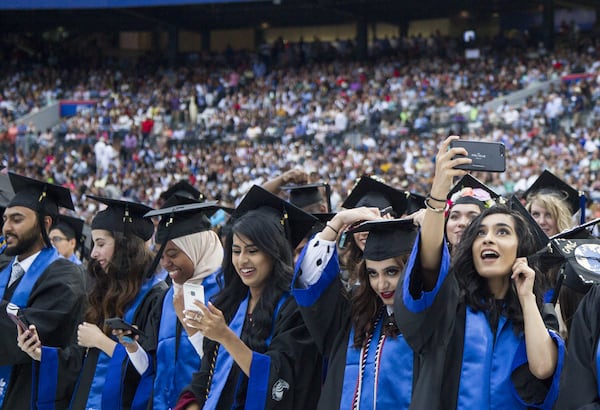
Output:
top-left (1, 173), bottom-right (86, 410)
top-left (292, 207), bottom-right (419, 409)
top-left (550, 229), bottom-right (600, 409)
top-left (18, 196), bottom-right (167, 410)
top-left (395, 136), bottom-right (564, 409)
top-left (175, 185), bottom-right (322, 410)
top-left (129, 198), bottom-right (228, 409)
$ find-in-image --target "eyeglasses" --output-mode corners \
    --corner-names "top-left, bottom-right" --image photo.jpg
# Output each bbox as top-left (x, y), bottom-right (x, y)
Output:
top-left (50, 236), bottom-right (68, 244)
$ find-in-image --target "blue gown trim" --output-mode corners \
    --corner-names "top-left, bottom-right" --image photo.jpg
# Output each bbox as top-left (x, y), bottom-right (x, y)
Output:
top-left (402, 232), bottom-right (451, 313)
top-left (292, 240), bottom-right (339, 307)
top-left (35, 346), bottom-right (59, 410)
top-left (510, 330), bottom-right (564, 409)
top-left (150, 272), bottom-right (220, 409)
top-left (340, 312), bottom-right (413, 409)
top-left (205, 292), bottom-right (289, 409)
top-left (0, 247), bottom-right (59, 408)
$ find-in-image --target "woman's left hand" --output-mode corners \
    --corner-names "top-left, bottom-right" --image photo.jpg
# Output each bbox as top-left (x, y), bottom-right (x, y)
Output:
top-left (511, 257), bottom-right (536, 298)
top-left (184, 301), bottom-right (229, 343)
top-left (77, 322), bottom-right (107, 348)
top-left (112, 329), bottom-right (139, 353)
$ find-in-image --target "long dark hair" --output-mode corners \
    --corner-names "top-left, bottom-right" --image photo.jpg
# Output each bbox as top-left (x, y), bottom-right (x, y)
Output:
top-left (351, 256), bottom-right (404, 347)
top-left (86, 232), bottom-right (155, 334)
top-left (452, 206), bottom-right (544, 334)
top-left (213, 207), bottom-right (294, 352)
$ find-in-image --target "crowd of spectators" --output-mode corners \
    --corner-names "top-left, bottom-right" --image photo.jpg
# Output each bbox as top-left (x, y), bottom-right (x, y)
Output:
top-left (2, 27), bottom-right (600, 224)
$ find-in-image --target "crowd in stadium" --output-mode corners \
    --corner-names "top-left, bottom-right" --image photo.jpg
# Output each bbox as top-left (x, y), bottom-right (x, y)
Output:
top-left (1, 28), bottom-right (600, 223)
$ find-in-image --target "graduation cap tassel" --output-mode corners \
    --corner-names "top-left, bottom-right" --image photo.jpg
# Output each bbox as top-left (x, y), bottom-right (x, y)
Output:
top-left (38, 188), bottom-right (47, 203)
top-left (146, 213), bottom-right (175, 279)
top-left (580, 193), bottom-right (586, 225)
top-left (550, 270), bottom-right (565, 306)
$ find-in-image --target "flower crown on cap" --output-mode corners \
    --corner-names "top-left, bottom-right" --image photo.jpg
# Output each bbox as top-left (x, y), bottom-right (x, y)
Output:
top-left (449, 187), bottom-right (496, 209)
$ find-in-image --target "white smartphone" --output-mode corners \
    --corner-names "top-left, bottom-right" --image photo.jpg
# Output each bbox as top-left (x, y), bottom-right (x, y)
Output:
top-left (183, 283), bottom-right (204, 312)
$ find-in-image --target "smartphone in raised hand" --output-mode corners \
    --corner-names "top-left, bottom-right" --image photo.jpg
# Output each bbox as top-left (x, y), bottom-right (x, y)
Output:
top-left (450, 140), bottom-right (506, 172)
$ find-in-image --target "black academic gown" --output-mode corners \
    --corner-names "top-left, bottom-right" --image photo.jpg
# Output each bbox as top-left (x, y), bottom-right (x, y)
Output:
top-left (556, 284), bottom-right (600, 409)
top-left (0, 257), bottom-right (86, 410)
top-left (394, 235), bottom-right (564, 410)
top-left (182, 296), bottom-right (322, 410)
top-left (294, 275), bottom-right (352, 409)
top-left (37, 279), bottom-right (167, 410)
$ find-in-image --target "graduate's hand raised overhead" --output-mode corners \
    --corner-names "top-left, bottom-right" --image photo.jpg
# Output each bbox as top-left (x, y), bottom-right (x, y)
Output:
top-left (17, 324), bottom-right (41, 361)
top-left (430, 135), bottom-right (470, 200)
top-left (321, 207), bottom-right (382, 242)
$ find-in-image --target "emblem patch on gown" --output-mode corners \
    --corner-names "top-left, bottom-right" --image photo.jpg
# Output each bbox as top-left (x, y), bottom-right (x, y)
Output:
top-left (0, 378), bottom-right (5, 395)
top-left (271, 379), bottom-right (290, 401)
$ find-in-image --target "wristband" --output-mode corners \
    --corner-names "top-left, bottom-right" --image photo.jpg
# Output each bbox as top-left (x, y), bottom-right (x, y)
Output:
top-left (325, 223), bottom-right (339, 235)
top-left (427, 193), bottom-right (447, 203)
top-left (424, 197), bottom-right (447, 213)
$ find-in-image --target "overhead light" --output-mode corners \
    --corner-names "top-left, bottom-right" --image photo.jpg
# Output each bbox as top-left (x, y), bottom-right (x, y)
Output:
top-left (459, 10), bottom-right (470, 18)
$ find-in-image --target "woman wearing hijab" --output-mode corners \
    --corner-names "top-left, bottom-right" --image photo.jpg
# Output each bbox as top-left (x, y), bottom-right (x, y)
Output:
top-left (125, 198), bottom-right (226, 409)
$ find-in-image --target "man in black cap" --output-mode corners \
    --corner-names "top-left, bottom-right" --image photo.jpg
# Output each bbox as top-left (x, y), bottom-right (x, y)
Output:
top-left (0, 173), bottom-right (86, 409)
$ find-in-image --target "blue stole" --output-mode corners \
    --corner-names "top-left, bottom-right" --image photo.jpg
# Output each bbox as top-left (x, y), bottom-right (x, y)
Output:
top-left (0, 248), bottom-right (60, 409)
top-left (0, 235), bottom-right (5, 253)
top-left (153, 273), bottom-right (220, 409)
top-left (596, 343), bottom-right (600, 395)
top-left (458, 307), bottom-right (524, 409)
top-left (340, 314), bottom-right (413, 410)
top-left (68, 254), bottom-right (82, 266)
top-left (83, 275), bottom-right (161, 410)
top-left (205, 293), bottom-right (288, 410)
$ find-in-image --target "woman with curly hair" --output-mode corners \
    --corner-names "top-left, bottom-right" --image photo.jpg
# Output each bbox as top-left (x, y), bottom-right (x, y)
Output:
top-left (175, 185), bottom-right (322, 410)
top-left (395, 136), bottom-right (564, 409)
top-left (292, 195), bottom-right (419, 408)
top-left (18, 196), bottom-right (167, 409)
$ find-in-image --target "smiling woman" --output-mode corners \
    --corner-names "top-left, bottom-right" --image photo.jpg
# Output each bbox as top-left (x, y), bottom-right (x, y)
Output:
top-left (394, 136), bottom-right (565, 410)
top-left (176, 185), bottom-right (322, 410)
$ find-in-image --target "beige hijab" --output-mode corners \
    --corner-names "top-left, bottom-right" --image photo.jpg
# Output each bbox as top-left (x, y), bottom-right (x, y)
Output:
top-left (172, 230), bottom-right (224, 287)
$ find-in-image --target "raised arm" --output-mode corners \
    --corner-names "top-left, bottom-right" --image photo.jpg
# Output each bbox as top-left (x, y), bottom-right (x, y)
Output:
top-left (419, 136), bottom-right (469, 290)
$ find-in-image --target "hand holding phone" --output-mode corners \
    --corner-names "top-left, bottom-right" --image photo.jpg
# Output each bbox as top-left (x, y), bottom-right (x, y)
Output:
top-left (6, 303), bottom-right (28, 332)
top-left (183, 283), bottom-right (205, 313)
top-left (449, 140), bottom-right (506, 172)
top-left (104, 317), bottom-right (146, 338)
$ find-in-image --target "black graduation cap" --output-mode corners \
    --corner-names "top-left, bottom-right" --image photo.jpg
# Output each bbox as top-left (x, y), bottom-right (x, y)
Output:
top-left (0, 173), bottom-right (14, 210)
top-left (145, 200), bottom-right (232, 243)
top-left (523, 170), bottom-right (582, 216)
top-left (281, 182), bottom-right (332, 212)
top-left (234, 185), bottom-right (319, 248)
top-left (88, 195), bottom-right (154, 241)
top-left (405, 192), bottom-right (426, 215)
top-left (7, 172), bottom-right (74, 218)
top-left (52, 215), bottom-right (85, 242)
top-left (507, 195), bottom-right (549, 253)
top-left (342, 175), bottom-right (409, 217)
top-left (52, 215), bottom-right (87, 259)
top-left (159, 180), bottom-right (205, 202)
top-left (448, 174), bottom-right (499, 209)
top-left (349, 218), bottom-right (418, 261)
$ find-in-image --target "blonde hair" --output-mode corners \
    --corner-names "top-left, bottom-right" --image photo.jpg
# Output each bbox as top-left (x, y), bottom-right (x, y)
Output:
top-left (525, 192), bottom-right (573, 233)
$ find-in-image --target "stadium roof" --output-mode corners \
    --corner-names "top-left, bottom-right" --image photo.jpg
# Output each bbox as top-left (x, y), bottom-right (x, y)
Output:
top-left (0, 0), bottom-right (595, 34)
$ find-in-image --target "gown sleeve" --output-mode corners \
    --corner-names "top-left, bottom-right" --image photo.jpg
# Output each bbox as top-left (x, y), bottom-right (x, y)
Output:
top-left (291, 234), bottom-right (351, 356)
top-left (555, 284), bottom-right (600, 409)
top-left (394, 231), bottom-right (459, 353)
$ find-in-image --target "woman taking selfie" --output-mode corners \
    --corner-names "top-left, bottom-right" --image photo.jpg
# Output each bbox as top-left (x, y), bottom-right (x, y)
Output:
top-left (394, 136), bottom-right (564, 409)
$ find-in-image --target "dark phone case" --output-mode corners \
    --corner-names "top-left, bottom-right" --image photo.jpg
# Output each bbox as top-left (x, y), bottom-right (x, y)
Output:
top-left (104, 317), bottom-right (145, 337)
top-left (450, 140), bottom-right (506, 172)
